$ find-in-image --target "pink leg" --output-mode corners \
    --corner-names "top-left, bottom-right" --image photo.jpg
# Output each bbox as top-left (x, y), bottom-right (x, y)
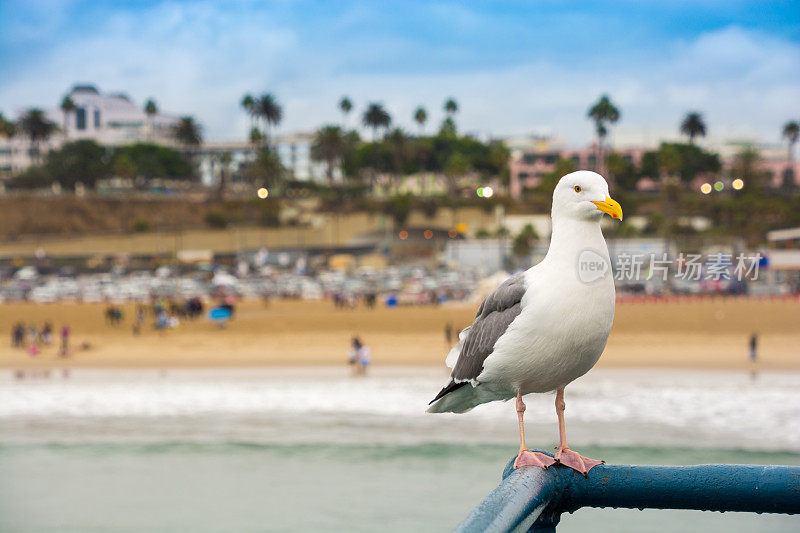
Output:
top-left (553, 388), bottom-right (604, 476)
top-left (513, 390), bottom-right (555, 469)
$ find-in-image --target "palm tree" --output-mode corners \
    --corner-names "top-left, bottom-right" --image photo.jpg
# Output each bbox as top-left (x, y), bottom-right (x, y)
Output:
top-left (338, 97), bottom-right (353, 127)
top-left (18, 108), bottom-right (57, 164)
top-left (311, 125), bottom-right (346, 186)
top-left (60, 95), bottom-right (75, 139)
top-left (0, 112), bottom-right (15, 139)
top-left (172, 116), bottom-right (203, 178)
top-left (782, 121), bottom-right (799, 188)
top-left (172, 116), bottom-right (203, 147)
top-left (680, 112), bottom-right (706, 144)
top-left (144, 99), bottom-right (158, 141)
top-left (362, 103), bottom-right (391, 140)
top-left (587, 94), bottom-right (620, 175)
top-left (386, 128), bottom-right (408, 192)
top-left (256, 94), bottom-right (282, 145)
top-left (249, 127), bottom-right (264, 145)
top-left (241, 94), bottom-right (256, 132)
top-left (444, 98), bottom-right (458, 116)
top-left (413, 106), bottom-right (427, 136)
top-left (783, 121), bottom-right (799, 166)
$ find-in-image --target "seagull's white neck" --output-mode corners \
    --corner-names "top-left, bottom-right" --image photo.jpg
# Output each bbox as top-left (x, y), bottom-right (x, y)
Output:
top-left (544, 216), bottom-right (608, 264)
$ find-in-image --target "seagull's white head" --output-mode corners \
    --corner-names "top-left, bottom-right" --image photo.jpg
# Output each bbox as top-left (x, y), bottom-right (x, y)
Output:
top-left (551, 170), bottom-right (623, 223)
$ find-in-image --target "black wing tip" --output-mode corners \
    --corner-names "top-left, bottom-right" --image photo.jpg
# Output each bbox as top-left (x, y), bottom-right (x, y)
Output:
top-left (428, 380), bottom-right (468, 405)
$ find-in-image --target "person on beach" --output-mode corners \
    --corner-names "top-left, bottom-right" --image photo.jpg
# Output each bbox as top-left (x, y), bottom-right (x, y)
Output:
top-left (12, 323), bottom-right (25, 348)
top-left (348, 336), bottom-right (371, 376)
top-left (41, 322), bottom-right (53, 346)
top-left (749, 332), bottom-right (759, 380)
top-left (357, 343), bottom-right (371, 375)
top-left (156, 310), bottom-right (168, 334)
top-left (348, 337), bottom-right (362, 371)
top-left (60, 325), bottom-right (71, 357)
top-left (445, 322), bottom-right (453, 347)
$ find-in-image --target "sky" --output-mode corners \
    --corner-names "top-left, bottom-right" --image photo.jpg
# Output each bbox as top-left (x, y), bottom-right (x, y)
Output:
top-left (1, 0), bottom-right (798, 146)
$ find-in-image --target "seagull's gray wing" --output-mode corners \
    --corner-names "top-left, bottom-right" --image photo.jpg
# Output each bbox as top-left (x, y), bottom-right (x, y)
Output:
top-left (429, 272), bottom-right (526, 403)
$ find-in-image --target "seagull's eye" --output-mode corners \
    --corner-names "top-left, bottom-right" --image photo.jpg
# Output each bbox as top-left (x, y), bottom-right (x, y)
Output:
top-left (573, 185), bottom-right (582, 193)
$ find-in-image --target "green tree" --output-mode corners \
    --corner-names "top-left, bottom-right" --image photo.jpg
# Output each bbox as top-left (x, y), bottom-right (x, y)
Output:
top-left (387, 194), bottom-right (413, 227)
top-left (362, 103), bottom-right (391, 140)
top-left (311, 125), bottom-right (346, 186)
top-left (413, 106), bottom-right (427, 136)
top-left (782, 121), bottom-right (799, 188)
top-left (680, 112), bottom-right (706, 144)
top-left (338, 97), bottom-right (353, 126)
top-left (444, 98), bottom-right (458, 116)
top-left (438, 117), bottom-right (457, 138)
top-left (256, 93), bottom-right (283, 144)
top-left (60, 95), bottom-right (75, 138)
top-left (144, 99), bottom-right (158, 141)
top-left (113, 143), bottom-right (194, 185)
top-left (587, 94), bottom-right (620, 175)
top-left (172, 116), bottom-right (203, 163)
top-left (488, 141), bottom-right (510, 187)
top-left (8, 166), bottom-right (52, 189)
top-left (651, 142), bottom-right (720, 184)
top-left (45, 140), bottom-right (110, 190)
top-left (249, 127), bottom-right (264, 145)
top-left (512, 223), bottom-right (538, 258)
top-left (385, 128), bottom-right (409, 192)
top-left (241, 94), bottom-right (255, 125)
top-left (731, 146), bottom-right (770, 190)
top-left (112, 153), bottom-right (137, 181)
top-left (0, 112), bottom-right (15, 138)
top-left (605, 152), bottom-right (637, 190)
top-left (444, 151), bottom-right (470, 195)
top-left (657, 144), bottom-right (682, 179)
top-left (240, 147), bottom-right (285, 190)
top-left (18, 108), bottom-right (58, 163)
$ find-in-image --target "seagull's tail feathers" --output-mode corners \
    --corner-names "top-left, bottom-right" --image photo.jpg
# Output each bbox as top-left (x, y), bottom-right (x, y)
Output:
top-left (426, 380), bottom-right (485, 414)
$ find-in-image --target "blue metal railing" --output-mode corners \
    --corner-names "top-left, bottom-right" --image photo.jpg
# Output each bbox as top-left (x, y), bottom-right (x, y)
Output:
top-left (458, 452), bottom-right (800, 532)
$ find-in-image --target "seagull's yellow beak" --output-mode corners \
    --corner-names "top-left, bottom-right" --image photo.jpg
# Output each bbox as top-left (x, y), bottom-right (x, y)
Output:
top-left (591, 196), bottom-right (623, 221)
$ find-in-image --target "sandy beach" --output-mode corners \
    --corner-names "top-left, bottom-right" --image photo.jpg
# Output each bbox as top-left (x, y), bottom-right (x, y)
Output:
top-left (2, 298), bottom-right (798, 369)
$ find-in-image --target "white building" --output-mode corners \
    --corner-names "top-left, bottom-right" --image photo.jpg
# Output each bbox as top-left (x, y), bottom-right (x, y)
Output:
top-left (197, 134), bottom-right (338, 187)
top-left (62, 85), bottom-right (177, 145)
top-left (1, 83), bottom-right (338, 186)
top-left (1, 84), bottom-right (178, 178)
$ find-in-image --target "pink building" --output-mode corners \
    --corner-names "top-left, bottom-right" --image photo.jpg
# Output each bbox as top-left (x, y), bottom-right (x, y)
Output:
top-left (760, 159), bottom-right (800, 188)
top-left (509, 146), bottom-right (644, 199)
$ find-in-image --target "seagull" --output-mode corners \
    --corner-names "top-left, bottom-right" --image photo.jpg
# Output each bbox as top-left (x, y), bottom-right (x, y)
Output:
top-left (427, 171), bottom-right (622, 475)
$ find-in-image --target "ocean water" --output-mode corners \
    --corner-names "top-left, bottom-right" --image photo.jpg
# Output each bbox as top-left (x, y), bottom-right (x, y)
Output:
top-left (1, 367), bottom-right (799, 532)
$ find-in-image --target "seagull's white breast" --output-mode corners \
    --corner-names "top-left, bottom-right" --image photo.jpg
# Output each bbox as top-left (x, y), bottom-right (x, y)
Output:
top-left (477, 245), bottom-right (615, 395)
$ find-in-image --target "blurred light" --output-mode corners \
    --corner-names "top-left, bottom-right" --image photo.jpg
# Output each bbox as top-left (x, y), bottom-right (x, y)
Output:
top-left (455, 223), bottom-right (468, 233)
top-left (482, 186), bottom-right (494, 198)
top-left (448, 230), bottom-right (458, 238)
top-left (423, 229), bottom-right (433, 239)
top-left (700, 183), bottom-right (712, 194)
top-left (732, 178), bottom-right (744, 190)
top-left (257, 187), bottom-right (269, 199)
top-left (399, 230), bottom-right (408, 240)
top-left (476, 187), bottom-right (484, 197)
top-left (714, 181), bottom-right (724, 191)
